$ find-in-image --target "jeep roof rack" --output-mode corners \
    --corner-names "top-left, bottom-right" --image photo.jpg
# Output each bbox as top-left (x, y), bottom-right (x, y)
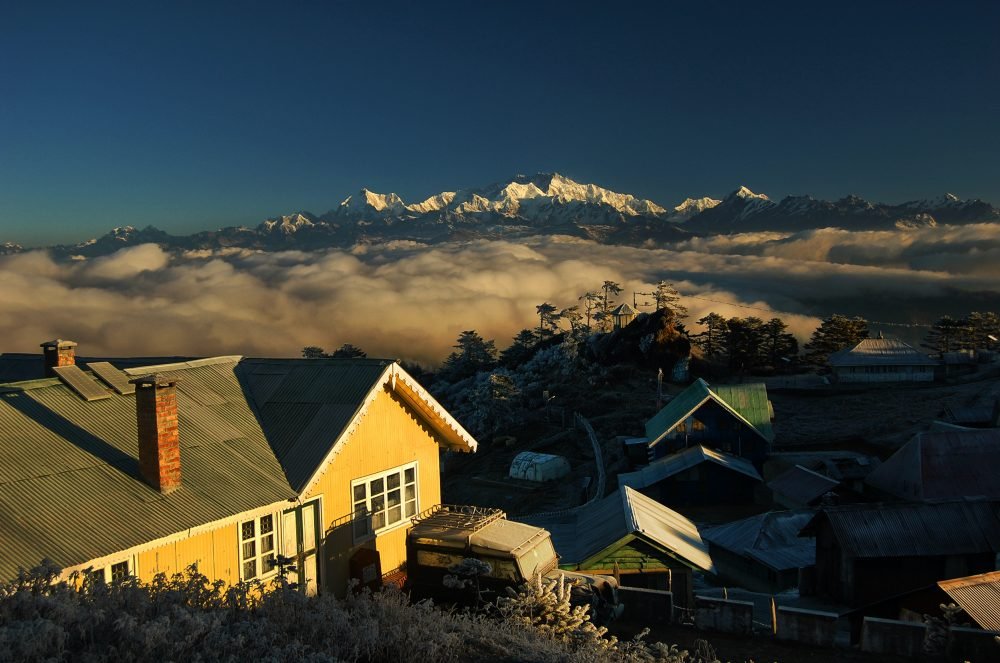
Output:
top-left (410, 504), bottom-right (507, 535)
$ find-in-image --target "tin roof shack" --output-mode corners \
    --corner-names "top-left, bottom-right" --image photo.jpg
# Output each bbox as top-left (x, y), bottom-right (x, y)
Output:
top-left (944, 399), bottom-right (1000, 429)
top-left (765, 451), bottom-right (880, 495)
top-left (768, 465), bottom-right (841, 508)
top-left (644, 379), bottom-right (773, 466)
top-left (800, 500), bottom-right (1000, 607)
top-left (940, 350), bottom-right (980, 378)
top-left (701, 510), bottom-right (816, 594)
top-left (938, 570), bottom-right (1000, 631)
top-left (865, 430), bottom-right (1000, 501)
top-left (827, 337), bottom-right (938, 384)
top-left (0, 350), bottom-right (477, 594)
top-left (523, 486), bottom-right (714, 607)
top-left (618, 445), bottom-right (763, 507)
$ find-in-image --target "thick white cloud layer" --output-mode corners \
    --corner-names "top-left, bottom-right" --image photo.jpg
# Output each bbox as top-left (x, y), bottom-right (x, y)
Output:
top-left (1, 224), bottom-right (998, 365)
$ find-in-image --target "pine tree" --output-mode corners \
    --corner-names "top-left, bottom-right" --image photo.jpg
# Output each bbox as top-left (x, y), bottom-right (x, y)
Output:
top-left (578, 292), bottom-right (602, 330)
top-left (331, 343), bottom-right (366, 358)
top-left (762, 317), bottom-right (798, 366)
top-left (535, 302), bottom-right (560, 340)
top-left (724, 316), bottom-right (766, 372)
top-left (500, 329), bottom-right (538, 368)
top-left (597, 281), bottom-right (623, 332)
top-left (803, 314), bottom-right (869, 366)
top-left (652, 281), bottom-right (688, 319)
top-left (692, 313), bottom-right (729, 359)
top-left (922, 316), bottom-right (967, 355)
top-left (439, 330), bottom-right (498, 382)
top-left (964, 311), bottom-right (1000, 350)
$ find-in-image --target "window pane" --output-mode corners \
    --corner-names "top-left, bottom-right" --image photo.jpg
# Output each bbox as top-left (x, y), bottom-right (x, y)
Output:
top-left (262, 534), bottom-right (274, 553)
top-left (263, 554), bottom-right (275, 573)
top-left (353, 517), bottom-right (369, 538)
top-left (243, 560), bottom-right (257, 579)
top-left (261, 515), bottom-right (273, 534)
top-left (111, 562), bottom-right (129, 582)
top-left (370, 477), bottom-right (384, 495)
top-left (388, 505), bottom-right (401, 524)
top-left (405, 500), bottom-right (416, 517)
top-left (241, 521), bottom-right (255, 540)
top-left (405, 467), bottom-right (415, 483)
top-left (89, 569), bottom-right (106, 584)
top-left (387, 473), bottom-right (400, 490)
top-left (353, 484), bottom-right (366, 502)
top-left (405, 484), bottom-right (415, 501)
top-left (243, 541), bottom-right (256, 560)
top-left (373, 511), bottom-right (385, 530)
top-left (387, 489), bottom-right (401, 507)
top-left (371, 495), bottom-right (385, 513)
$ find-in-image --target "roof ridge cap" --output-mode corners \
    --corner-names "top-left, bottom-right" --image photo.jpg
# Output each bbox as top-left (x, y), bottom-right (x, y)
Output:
top-left (123, 355), bottom-right (242, 375)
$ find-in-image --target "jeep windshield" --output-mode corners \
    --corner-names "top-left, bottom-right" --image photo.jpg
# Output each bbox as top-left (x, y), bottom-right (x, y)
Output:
top-left (516, 535), bottom-right (557, 580)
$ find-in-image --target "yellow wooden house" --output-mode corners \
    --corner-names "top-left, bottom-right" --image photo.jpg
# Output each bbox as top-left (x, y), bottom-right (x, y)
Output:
top-left (0, 349), bottom-right (477, 594)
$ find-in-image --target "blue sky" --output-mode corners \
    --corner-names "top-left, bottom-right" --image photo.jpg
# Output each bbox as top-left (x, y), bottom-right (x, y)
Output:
top-left (2, 1), bottom-right (998, 245)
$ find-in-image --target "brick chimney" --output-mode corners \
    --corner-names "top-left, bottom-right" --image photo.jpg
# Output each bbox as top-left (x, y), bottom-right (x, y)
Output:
top-left (40, 339), bottom-right (77, 377)
top-left (129, 373), bottom-right (182, 494)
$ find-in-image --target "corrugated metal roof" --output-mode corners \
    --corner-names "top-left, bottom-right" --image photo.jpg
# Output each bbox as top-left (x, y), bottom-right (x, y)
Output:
top-left (801, 499), bottom-right (1000, 559)
top-left (522, 487), bottom-right (714, 572)
top-left (0, 357), bottom-right (295, 578)
top-left (945, 403), bottom-right (997, 426)
top-left (768, 465), bottom-right (840, 506)
top-left (712, 383), bottom-right (774, 441)
top-left (618, 445), bottom-right (762, 490)
top-left (865, 430), bottom-right (1000, 501)
top-left (702, 510), bottom-right (816, 571)
top-left (645, 379), bottom-right (774, 446)
top-left (0, 355), bottom-right (476, 579)
top-left (938, 570), bottom-right (1000, 631)
top-left (828, 338), bottom-right (938, 367)
top-left (237, 359), bottom-right (392, 490)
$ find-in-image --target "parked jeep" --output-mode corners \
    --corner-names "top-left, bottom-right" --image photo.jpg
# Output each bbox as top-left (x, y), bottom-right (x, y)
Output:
top-left (405, 504), bottom-right (621, 620)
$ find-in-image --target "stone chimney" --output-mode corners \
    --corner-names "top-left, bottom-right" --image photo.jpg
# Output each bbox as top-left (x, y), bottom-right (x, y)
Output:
top-left (40, 339), bottom-right (77, 377)
top-left (129, 373), bottom-right (182, 494)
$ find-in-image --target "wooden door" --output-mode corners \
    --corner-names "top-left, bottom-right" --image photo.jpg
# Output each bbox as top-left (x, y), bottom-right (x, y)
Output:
top-left (282, 499), bottom-right (321, 595)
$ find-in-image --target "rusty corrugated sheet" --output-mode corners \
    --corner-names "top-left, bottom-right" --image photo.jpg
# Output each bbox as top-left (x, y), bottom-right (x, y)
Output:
top-left (939, 570), bottom-right (1000, 631)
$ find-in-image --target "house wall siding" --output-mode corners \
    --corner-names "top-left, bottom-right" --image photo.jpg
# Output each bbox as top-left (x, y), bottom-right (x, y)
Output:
top-left (304, 387), bottom-right (443, 596)
top-left (136, 524), bottom-right (239, 583)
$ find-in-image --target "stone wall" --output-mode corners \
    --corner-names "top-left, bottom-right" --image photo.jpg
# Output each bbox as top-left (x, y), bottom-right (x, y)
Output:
top-left (860, 617), bottom-right (925, 658)
top-left (775, 606), bottom-right (838, 647)
top-left (693, 595), bottom-right (754, 635)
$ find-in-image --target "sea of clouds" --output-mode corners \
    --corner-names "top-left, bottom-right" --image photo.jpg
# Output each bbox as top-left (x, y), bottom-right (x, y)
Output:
top-left (1, 223), bottom-right (998, 365)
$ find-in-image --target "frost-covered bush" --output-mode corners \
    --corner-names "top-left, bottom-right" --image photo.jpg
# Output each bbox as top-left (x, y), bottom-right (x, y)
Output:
top-left (0, 562), bottom-right (721, 663)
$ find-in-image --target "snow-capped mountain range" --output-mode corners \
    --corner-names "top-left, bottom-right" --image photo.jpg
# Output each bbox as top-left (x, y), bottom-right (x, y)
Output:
top-left (10, 173), bottom-right (999, 258)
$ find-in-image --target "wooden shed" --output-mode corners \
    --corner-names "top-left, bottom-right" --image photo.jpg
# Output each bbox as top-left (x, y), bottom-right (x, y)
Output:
top-left (522, 486), bottom-right (714, 607)
top-left (800, 500), bottom-right (1000, 607)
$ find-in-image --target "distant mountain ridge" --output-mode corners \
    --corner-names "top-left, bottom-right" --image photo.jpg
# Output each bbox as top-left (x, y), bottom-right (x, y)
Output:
top-left (6, 174), bottom-right (999, 258)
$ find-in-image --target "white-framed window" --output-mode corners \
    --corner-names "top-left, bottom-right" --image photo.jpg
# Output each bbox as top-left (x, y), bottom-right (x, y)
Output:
top-left (239, 513), bottom-right (277, 580)
top-left (87, 558), bottom-right (133, 584)
top-left (352, 462), bottom-right (418, 541)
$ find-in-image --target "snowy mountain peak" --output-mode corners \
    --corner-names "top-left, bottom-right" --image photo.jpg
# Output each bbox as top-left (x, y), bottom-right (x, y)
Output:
top-left (260, 212), bottom-right (317, 235)
top-left (407, 191), bottom-right (456, 214)
top-left (670, 197), bottom-right (721, 222)
top-left (338, 189), bottom-right (407, 215)
top-left (729, 186), bottom-right (769, 201)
